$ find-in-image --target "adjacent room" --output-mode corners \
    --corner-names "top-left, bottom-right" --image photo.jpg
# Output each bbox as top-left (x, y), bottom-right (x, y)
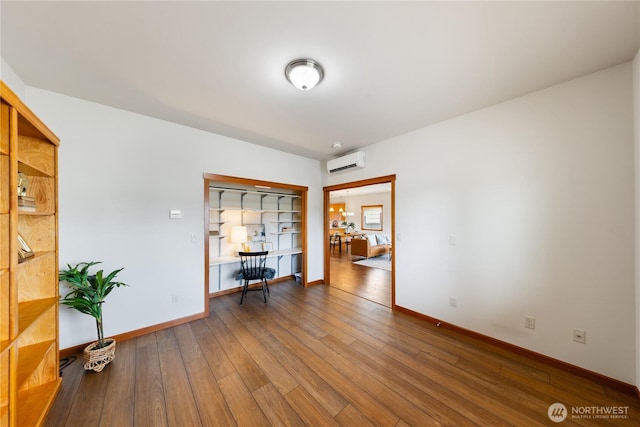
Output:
top-left (1, 1), bottom-right (639, 425)
top-left (328, 182), bottom-right (393, 307)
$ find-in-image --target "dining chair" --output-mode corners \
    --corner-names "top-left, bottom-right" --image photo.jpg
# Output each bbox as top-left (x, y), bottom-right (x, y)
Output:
top-left (330, 233), bottom-right (342, 253)
top-left (236, 251), bottom-right (275, 305)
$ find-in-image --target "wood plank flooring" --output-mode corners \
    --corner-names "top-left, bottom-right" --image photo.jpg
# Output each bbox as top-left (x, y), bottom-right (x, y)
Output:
top-left (45, 281), bottom-right (639, 426)
top-left (329, 247), bottom-right (391, 307)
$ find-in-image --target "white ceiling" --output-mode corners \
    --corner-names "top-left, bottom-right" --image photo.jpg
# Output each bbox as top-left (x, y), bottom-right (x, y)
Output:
top-left (1, 1), bottom-right (638, 160)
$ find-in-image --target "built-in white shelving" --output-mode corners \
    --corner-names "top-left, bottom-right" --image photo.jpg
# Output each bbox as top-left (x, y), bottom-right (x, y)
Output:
top-left (207, 184), bottom-right (303, 293)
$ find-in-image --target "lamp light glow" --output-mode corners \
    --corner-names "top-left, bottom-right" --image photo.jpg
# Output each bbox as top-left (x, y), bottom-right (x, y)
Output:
top-left (285, 59), bottom-right (324, 91)
top-left (230, 226), bottom-right (249, 253)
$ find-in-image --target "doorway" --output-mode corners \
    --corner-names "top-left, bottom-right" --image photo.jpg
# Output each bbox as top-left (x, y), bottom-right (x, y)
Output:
top-left (324, 175), bottom-right (396, 308)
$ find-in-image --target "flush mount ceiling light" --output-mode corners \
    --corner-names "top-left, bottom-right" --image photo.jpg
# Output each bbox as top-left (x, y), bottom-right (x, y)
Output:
top-left (285, 59), bottom-right (324, 91)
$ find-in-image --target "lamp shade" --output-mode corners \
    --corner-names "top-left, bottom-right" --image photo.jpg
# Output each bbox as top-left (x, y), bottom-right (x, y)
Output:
top-left (230, 226), bottom-right (248, 244)
top-left (285, 59), bottom-right (324, 91)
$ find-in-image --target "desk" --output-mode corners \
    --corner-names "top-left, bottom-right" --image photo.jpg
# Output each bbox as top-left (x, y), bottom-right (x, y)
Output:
top-left (210, 248), bottom-right (302, 266)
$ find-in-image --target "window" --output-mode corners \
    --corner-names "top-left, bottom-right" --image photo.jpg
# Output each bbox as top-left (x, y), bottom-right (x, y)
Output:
top-left (361, 205), bottom-right (383, 231)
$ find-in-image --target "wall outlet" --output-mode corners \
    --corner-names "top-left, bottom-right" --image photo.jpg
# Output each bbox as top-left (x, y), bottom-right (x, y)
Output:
top-left (449, 296), bottom-right (457, 308)
top-left (525, 315), bottom-right (535, 330)
top-left (171, 295), bottom-right (179, 304)
top-left (573, 328), bottom-right (586, 344)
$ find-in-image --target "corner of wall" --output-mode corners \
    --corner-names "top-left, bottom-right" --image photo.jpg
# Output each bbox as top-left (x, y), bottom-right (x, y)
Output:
top-left (0, 57), bottom-right (26, 99)
top-left (633, 48), bottom-right (640, 388)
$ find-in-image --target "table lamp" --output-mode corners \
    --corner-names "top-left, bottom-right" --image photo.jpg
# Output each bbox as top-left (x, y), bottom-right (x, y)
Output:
top-left (230, 226), bottom-right (249, 254)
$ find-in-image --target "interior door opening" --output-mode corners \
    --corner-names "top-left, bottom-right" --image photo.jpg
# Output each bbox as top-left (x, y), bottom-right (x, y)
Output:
top-left (324, 175), bottom-right (395, 308)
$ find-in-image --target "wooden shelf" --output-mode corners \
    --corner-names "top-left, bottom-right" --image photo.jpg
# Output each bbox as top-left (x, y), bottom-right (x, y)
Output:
top-left (17, 298), bottom-right (57, 336)
top-left (0, 339), bottom-right (11, 355)
top-left (2, 80), bottom-right (60, 426)
top-left (17, 380), bottom-right (61, 427)
top-left (16, 251), bottom-right (53, 266)
top-left (17, 211), bottom-right (54, 216)
top-left (16, 340), bottom-right (56, 389)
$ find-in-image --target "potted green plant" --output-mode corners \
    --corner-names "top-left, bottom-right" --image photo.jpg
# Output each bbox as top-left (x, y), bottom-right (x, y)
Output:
top-left (59, 261), bottom-right (128, 372)
top-left (341, 221), bottom-right (356, 233)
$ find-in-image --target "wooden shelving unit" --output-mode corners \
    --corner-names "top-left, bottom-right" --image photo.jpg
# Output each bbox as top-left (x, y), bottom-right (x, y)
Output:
top-left (1, 81), bottom-right (61, 427)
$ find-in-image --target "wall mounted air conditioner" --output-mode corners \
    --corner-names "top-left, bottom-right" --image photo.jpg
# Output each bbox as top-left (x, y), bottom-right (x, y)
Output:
top-left (327, 151), bottom-right (365, 174)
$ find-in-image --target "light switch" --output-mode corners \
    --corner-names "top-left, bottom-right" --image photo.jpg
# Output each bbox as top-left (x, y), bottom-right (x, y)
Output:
top-left (169, 209), bottom-right (182, 219)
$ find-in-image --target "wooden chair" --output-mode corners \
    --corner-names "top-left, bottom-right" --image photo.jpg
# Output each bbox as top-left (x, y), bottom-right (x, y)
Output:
top-left (330, 233), bottom-right (342, 253)
top-left (236, 251), bottom-right (274, 305)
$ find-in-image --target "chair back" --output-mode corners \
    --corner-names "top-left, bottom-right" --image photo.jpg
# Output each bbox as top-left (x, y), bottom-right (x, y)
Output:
top-left (239, 251), bottom-right (268, 281)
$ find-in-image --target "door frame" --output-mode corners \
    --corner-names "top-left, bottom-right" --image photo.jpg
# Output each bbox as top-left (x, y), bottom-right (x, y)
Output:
top-left (323, 174), bottom-right (396, 308)
top-left (204, 173), bottom-right (308, 316)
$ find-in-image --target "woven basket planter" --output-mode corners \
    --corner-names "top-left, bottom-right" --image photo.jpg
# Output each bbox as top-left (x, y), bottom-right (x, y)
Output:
top-left (83, 338), bottom-right (116, 372)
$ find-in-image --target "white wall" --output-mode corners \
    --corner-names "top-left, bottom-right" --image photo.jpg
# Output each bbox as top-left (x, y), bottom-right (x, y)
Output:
top-left (1, 57), bottom-right (25, 99)
top-left (23, 87), bottom-right (323, 349)
top-left (633, 49), bottom-right (640, 389)
top-left (324, 63), bottom-right (636, 384)
top-left (332, 191), bottom-right (391, 234)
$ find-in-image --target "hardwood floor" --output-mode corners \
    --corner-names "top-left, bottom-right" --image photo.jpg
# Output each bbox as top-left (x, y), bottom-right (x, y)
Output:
top-left (45, 280), bottom-right (639, 426)
top-left (329, 246), bottom-right (391, 307)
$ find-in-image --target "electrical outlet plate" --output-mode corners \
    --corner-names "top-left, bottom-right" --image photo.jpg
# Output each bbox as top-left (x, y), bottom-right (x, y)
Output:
top-left (525, 315), bottom-right (535, 330)
top-left (449, 297), bottom-right (457, 308)
top-left (573, 329), bottom-right (586, 344)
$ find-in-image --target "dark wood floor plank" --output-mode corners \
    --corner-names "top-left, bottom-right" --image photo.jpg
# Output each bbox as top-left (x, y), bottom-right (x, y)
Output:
top-left (334, 403), bottom-right (377, 427)
top-left (184, 356), bottom-right (237, 426)
top-left (217, 372), bottom-right (270, 426)
top-left (158, 347), bottom-right (201, 426)
top-left (206, 312), bottom-right (270, 392)
top-left (283, 385), bottom-right (341, 426)
top-left (232, 304), bottom-right (350, 416)
top-left (215, 304), bottom-right (300, 395)
top-left (336, 336), bottom-right (487, 427)
top-left (415, 346), bottom-right (600, 427)
top-left (45, 281), bottom-right (640, 427)
top-left (329, 250), bottom-right (392, 307)
top-left (133, 340), bottom-right (168, 427)
top-left (257, 312), bottom-right (400, 425)
top-left (63, 361), bottom-right (111, 427)
top-left (155, 328), bottom-right (179, 353)
top-left (272, 286), bottom-right (358, 345)
top-left (135, 331), bottom-right (157, 348)
top-left (173, 323), bottom-right (202, 363)
top-left (43, 355), bottom-right (84, 427)
top-left (189, 318), bottom-right (236, 380)
top-left (277, 282), bottom-right (387, 351)
top-left (98, 339), bottom-right (135, 427)
top-left (352, 336), bottom-right (536, 426)
top-left (290, 325), bottom-right (440, 427)
top-left (252, 383), bottom-right (305, 426)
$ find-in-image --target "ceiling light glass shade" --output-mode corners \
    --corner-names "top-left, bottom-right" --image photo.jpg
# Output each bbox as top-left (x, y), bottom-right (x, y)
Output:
top-left (285, 59), bottom-right (324, 91)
